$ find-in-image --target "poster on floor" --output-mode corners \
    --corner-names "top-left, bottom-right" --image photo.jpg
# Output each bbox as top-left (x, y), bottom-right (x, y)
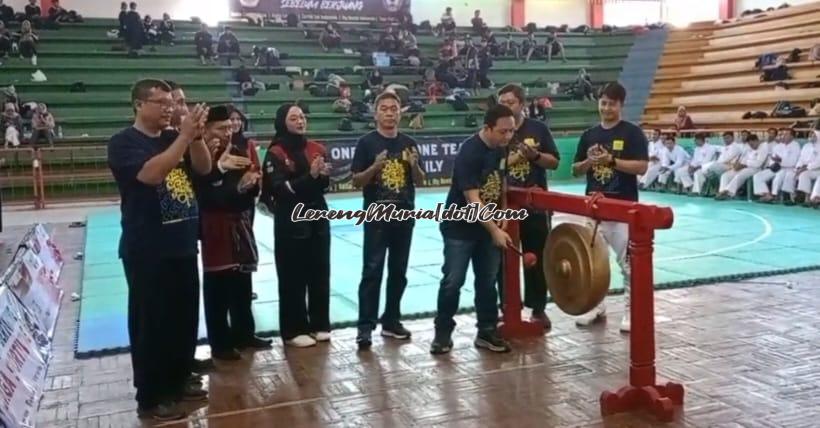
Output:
top-left (0, 287), bottom-right (48, 428)
top-left (26, 224), bottom-right (64, 285)
top-left (230, 0), bottom-right (411, 21)
top-left (3, 250), bottom-right (64, 339)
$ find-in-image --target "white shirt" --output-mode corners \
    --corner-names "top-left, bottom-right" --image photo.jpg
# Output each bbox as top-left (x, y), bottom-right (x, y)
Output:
top-left (691, 143), bottom-right (717, 168)
top-left (796, 142), bottom-right (817, 169)
top-left (806, 142), bottom-right (820, 170)
top-left (716, 142), bottom-right (746, 164)
top-left (661, 144), bottom-right (690, 169)
top-left (741, 142), bottom-right (770, 169)
top-left (648, 139), bottom-right (664, 163)
top-left (768, 140), bottom-right (801, 168)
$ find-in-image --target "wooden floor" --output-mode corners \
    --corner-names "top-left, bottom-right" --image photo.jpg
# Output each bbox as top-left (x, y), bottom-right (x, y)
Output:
top-left (31, 223), bottom-right (820, 428)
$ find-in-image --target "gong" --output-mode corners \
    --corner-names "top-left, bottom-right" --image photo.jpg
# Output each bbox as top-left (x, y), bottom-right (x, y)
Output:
top-left (543, 222), bottom-right (610, 316)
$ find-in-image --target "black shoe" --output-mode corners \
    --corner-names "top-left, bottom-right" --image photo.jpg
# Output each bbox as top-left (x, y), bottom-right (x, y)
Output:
top-left (356, 334), bottom-right (372, 351)
top-left (430, 335), bottom-right (453, 355)
top-left (474, 331), bottom-right (511, 353)
top-left (137, 402), bottom-right (186, 421)
top-left (212, 349), bottom-right (241, 361)
top-left (180, 383), bottom-right (208, 402)
top-left (381, 323), bottom-right (411, 340)
top-left (237, 336), bottom-right (273, 350)
top-left (531, 311), bottom-right (552, 330)
top-left (191, 358), bottom-right (215, 373)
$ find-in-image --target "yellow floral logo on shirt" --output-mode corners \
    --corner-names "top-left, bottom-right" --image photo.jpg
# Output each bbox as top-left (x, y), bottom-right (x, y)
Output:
top-left (380, 159), bottom-right (406, 192)
top-left (509, 156), bottom-right (531, 181)
top-left (166, 167), bottom-right (195, 205)
top-left (480, 171), bottom-right (502, 204)
top-left (592, 164), bottom-right (614, 184)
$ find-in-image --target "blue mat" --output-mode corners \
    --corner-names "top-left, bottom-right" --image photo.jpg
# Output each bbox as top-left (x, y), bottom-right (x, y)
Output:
top-left (75, 183), bottom-right (820, 356)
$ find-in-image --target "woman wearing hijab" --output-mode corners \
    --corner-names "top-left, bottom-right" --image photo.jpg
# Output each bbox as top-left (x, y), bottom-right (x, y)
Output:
top-left (195, 105), bottom-right (272, 361)
top-left (261, 104), bottom-right (332, 348)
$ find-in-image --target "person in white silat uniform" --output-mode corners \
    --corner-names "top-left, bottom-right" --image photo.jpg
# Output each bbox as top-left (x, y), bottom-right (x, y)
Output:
top-left (796, 128), bottom-right (820, 206)
top-left (753, 128), bottom-right (801, 203)
top-left (656, 134), bottom-right (690, 189)
top-left (716, 134), bottom-right (769, 200)
top-left (676, 132), bottom-right (717, 194)
top-left (638, 129), bottom-right (663, 184)
top-left (790, 130), bottom-right (819, 204)
top-left (693, 132), bottom-right (745, 196)
top-left (571, 82), bottom-right (649, 333)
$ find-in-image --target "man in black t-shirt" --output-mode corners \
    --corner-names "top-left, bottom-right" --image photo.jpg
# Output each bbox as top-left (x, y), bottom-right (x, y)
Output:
top-left (351, 91), bottom-right (425, 351)
top-left (107, 79), bottom-right (212, 421)
top-left (431, 105), bottom-right (517, 355)
top-left (571, 82), bottom-right (649, 334)
top-left (497, 84), bottom-right (560, 329)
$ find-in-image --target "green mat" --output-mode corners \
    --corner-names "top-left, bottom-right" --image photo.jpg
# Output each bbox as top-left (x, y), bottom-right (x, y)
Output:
top-left (74, 183), bottom-right (820, 357)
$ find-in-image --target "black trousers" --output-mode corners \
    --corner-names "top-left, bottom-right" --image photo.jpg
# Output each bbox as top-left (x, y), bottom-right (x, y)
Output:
top-left (357, 220), bottom-right (414, 334)
top-left (122, 256), bottom-right (199, 408)
top-left (203, 270), bottom-right (255, 353)
top-left (274, 232), bottom-right (331, 340)
top-left (498, 212), bottom-right (551, 312)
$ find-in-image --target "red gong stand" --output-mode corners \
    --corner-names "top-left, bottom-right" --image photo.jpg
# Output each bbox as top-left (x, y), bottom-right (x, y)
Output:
top-left (500, 187), bottom-right (684, 422)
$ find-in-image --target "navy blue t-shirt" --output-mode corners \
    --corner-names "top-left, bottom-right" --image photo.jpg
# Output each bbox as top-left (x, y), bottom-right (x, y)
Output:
top-left (573, 120), bottom-right (649, 201)
top-left (440, 134), bottom-right (505, 241)
top-left (107, 127), bottom-right (200, 260)
top-left (506, 118), bottom-right (560, 188)
top-left (350, 130), bottom-right (418, 210)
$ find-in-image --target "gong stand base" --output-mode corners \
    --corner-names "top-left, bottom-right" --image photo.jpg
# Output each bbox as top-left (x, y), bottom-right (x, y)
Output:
top-left (498, 318), bottom-right (543, 338)
top-left (600, 382), bottom-right (685, 422)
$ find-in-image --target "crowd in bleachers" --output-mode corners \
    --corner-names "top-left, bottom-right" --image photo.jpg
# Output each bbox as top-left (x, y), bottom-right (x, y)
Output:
top-left (639, 122), bottom-right (820, 207)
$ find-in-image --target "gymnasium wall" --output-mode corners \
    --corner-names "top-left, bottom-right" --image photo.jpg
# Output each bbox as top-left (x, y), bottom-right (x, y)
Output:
top-left (525, 0), bottom-right (589, 27)
top-left (4, 0), bottom-right (230, 25)
top-left (411, 0), bottom-right (512, 28)
top-left (736, 0), bottom-right (819, 14)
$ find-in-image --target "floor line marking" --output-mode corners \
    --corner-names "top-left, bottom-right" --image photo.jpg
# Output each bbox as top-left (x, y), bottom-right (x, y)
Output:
top-left (657, 209), bottom-right (773, 262)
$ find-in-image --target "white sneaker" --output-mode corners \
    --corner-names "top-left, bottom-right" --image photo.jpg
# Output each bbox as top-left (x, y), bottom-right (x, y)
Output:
top-left (620, 291), bottom-right (630, 333)
top-left (31, 55), bottom-right (37, 66)
top-left (311, 331), bottom-right (331, 342)
top-left (619, 315), bottom-right (630, 332)
top-left (575, 301), bottom-right (606, 326)
top-left (286, 335), bottom-right (317, 347)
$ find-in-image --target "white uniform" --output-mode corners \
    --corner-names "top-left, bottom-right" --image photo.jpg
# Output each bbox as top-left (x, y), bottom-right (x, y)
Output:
top-left (753, 140), bottom-right (801, 196)
top-left (796, 141), bottom-right (820, 198)
top-left (639, 139), bottom-right (664, 186)
top-left (658, 144), bottom-right (690, 185)
top-left (676, 143), bottom-right (717, 190)
top-left (719, 142), bottom-right (770, 196)
top-left (695, 142), bottom-right (747, 194)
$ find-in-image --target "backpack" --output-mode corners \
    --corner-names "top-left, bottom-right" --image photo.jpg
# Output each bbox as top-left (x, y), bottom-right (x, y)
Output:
top-left (338, 118), bottom-right (353, 131)
top-left (464, 115), bottom-right (478, 127)
top-left (754, 53), bottom-right (777, 70)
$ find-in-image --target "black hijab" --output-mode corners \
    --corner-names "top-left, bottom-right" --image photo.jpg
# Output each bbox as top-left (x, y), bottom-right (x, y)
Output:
top-left (272, 103), bottom-right (308, 173)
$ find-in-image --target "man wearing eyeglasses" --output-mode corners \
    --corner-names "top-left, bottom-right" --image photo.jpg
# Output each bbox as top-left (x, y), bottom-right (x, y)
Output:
top-left (107, 79), bottom-right (212, 421)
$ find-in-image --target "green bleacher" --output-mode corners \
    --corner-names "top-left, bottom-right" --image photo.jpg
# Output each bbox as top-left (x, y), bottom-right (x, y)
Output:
top-left (0, 18), bottom-right (635, 201)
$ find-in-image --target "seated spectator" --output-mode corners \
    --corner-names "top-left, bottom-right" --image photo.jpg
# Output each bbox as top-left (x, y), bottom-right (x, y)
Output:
top-left (319, 22), bottom-right (341, 52)
top-left (437, 7), bottom-right (456, 37)
top-left (470, 10), bottom-right (484, 35)
top-left (481, 28), bottom-right (499, 56)
top-left (378, 26), bottom-right (399, 53)
top-left (399, 28), bottom-right (419, 60)
top-left (143, 15), bottom-right (158, 44)
top-left (545, 31), bottom-right (567, 62)
top-left (332, 85), bottom-right (352, 113)
top-left (17, 20), bottom-right (38, 65)
top-left (0, 0), bottom-right (14, 25)
top-left (252, 45), bottom-right (280, 71)
top-left (48, 0), bottom-right (82, 23)
top-left (2, 104), bottom-right (21, 148)
top-left (23, 0), bottom-right (41, 28)
top-left (195, 23), bottom-right (215, 65)
top-left (217, 25), bottom-right (241, 65)
top-left (674, 106), bottom-right (694, 131)
top-left (237, 66), bottom-right (265, 96)
top-left (717, 134), bottom-right (768, 200)
top-left (434, 59), bottom-right (458, 89)
top-left (498, 33), bottom-right (519, 60)
top-left (30, 103), bottom-right (55, 146)
top-left (0, 21), bottom-right (11, 59)
top-left (158, 13), bottom-right (174, 45)
top-left (575, 68), bottom-right (594, 100)
top-left (364, 69), bottom-right (383, 92)
top-left (123, 2), bottom-right (144, 55)
top-left (522, 32), bottom-right (538, 63)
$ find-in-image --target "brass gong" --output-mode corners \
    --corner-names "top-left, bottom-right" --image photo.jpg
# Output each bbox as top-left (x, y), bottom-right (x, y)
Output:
top-left (543, 222), bottom-right (610, 316)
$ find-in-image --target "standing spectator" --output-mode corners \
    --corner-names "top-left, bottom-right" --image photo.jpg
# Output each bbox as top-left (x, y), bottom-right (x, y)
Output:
top-left (0, 21), bottom-right (11, 59)
top-left (107, 79), bottom-right (212, 421)
top-left (437, 7), bottom-right (455, 37)
top-left (217, 25), bottom-right (240, 65)
top-left (118, 2), bottom-right (128, 37)
top-left (23, 0), bottom-right (41, 28)
top-left (30, 103), bottom-right (55, 146)
top-left (194, 23), bottom-right (215, 65)
top-left (123, 2), bottom-right (144, 55)
top-left (260, 103), bottom-right (332, 348)
top-left (158, 13), bottom-right (175, 46)
top-left (470, 10), bottom-right (484, 35)
top-left (318, 22), bottom-right (341, 52)
top-left (0, 0), bottom-right (14, 25)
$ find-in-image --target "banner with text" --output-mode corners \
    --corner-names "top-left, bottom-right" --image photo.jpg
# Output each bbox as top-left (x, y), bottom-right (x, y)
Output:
top-left (0, 287), bottom-right (48, 428)
top-left (231, 0), bottom-right (411, 21)
top-left (324, 134), bottom-right (467, 193)
top-left (5, 252), bottom-right (64, 340)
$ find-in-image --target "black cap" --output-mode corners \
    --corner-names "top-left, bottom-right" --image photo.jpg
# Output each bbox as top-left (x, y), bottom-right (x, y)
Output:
top-left (206, 105), bottom-right (231, 123)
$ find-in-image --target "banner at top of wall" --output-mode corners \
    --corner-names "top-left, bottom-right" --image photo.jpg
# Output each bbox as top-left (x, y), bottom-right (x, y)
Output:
top-left (231, 0), bottom-right (412, 21)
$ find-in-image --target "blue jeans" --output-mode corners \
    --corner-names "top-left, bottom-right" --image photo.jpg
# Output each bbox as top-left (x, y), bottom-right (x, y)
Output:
top-left (434, 237), bottom-right (501, 336)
